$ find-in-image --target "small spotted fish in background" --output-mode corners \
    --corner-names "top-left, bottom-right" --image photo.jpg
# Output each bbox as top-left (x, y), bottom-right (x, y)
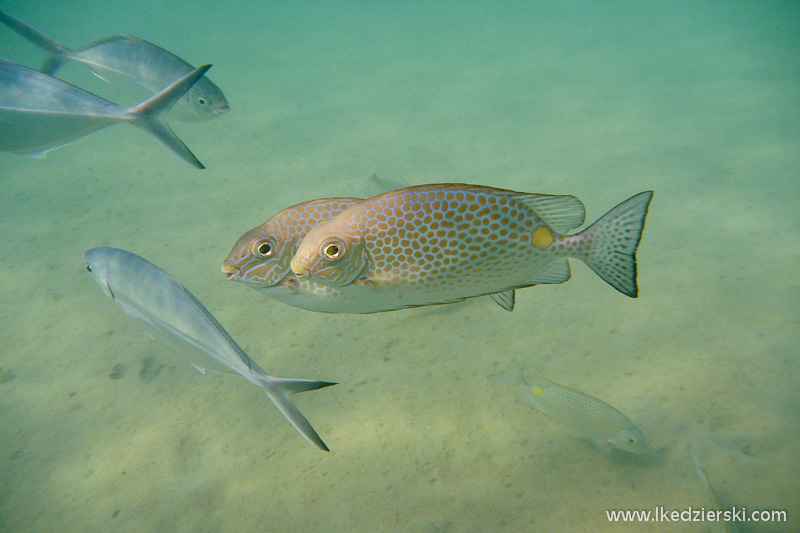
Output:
top-left (289, 183), bottom-right (653, 312)
top-left (489, 359), bottom-right (648, 454)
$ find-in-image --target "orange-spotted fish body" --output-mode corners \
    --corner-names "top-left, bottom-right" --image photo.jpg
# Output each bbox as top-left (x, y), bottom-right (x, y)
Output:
top-left (290, 184), bottom-right (653, 309)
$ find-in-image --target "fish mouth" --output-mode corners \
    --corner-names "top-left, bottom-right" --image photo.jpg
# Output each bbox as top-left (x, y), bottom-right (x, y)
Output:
top-left (290, 258), bottom-right (309, 277)
top-left (220, 262), bottom-right (240, 280)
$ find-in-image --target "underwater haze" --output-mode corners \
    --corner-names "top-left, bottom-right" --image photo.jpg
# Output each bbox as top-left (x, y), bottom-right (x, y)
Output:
top-left (1, 1), bottom-right (798, 531)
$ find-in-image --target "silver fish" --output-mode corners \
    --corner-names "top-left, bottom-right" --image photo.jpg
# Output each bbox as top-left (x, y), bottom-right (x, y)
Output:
top-left (84, 247), bottom-right (335, 451)
top-left (0, 58), bottom-right (208, 168)
top-left (0, 9), bottom-right (229, 123)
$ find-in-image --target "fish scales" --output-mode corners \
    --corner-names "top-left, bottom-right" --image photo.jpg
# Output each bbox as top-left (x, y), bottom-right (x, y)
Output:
top-left (290, 183), bottom-right (653, 310)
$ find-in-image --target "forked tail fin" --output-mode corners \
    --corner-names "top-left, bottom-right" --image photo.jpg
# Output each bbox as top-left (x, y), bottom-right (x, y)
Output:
top-left (126, 64), bottom-right (211, 168)
top-left (577, 191), bottom-right (654, 297)
top-left (0, 10), bottom-right (70, 75)
top-left (257, 374), bottom-right (336, 452)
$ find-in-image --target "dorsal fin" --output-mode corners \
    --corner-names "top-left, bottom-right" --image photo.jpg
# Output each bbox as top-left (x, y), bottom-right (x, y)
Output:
top-left (514, 193), bottom-right (586, 233)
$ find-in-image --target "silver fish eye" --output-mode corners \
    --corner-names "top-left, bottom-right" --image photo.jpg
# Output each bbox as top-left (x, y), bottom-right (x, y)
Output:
top-left (198, 97), bottom-right (207, 107)
top-left (253, 238), bottom-right (274, 258)
top-left (86, 264), bottom-right (93, 273)
top-left (320, 239), bottom-right (344, 261)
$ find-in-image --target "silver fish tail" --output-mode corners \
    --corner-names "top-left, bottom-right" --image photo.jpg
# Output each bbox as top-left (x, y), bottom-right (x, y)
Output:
top-left (126, 64), bottom-right (212, 169)
top-left (0, 9), bottom-right (70, 74)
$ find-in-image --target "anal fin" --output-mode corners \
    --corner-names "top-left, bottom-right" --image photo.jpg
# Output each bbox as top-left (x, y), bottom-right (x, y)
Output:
top-left (525, 259), bottom-right (571, 285)
top-left (490, 289), bottom-right (516, 311)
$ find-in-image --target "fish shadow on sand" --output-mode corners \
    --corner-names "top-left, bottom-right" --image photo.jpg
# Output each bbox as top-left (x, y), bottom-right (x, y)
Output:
top-left (108, 363), bottom-right (126, 380)
top-left (139, 355), bottom-right (165, 382)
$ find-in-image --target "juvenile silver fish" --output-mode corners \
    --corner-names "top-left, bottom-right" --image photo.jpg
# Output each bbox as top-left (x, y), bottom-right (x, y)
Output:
top-left (84, 247), bottom-right (335, 451)
top-left (0, 59), bottom-right (208, 167)
top-left (688, 446), bottom-right (738, 533)
top-left (0, 9), bottom-right (229, 122)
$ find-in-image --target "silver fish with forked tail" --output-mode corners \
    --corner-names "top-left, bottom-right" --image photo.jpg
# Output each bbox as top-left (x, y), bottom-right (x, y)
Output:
top-left (0, 9), bottom-right (229, 123)
top-left (0, 59), bottom-right (208, 168)
top-left (290, 184), bottom-right (653, 312)
top-left (84, 247), bottom-right (335, 451)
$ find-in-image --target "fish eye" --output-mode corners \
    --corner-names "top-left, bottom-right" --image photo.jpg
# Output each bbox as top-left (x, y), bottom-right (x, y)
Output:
top-left (86, 264), bottom-right (93, 273)
top-left (628, 437), bottom-right (636, 444)
top-left (324, 244), bottom-right (340, 259)
top-left (198, 97), bottom-right (207, 107)
top-left (253, 238), bottom-right (274, 258)
top-left (321, 239), bottom-right (344, 261)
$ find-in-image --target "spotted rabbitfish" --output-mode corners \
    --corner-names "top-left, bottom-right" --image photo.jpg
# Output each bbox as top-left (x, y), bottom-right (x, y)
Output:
top-left (85, 247), bottom-right (335, 451)
top-left (0, 9), bottom-right (229, 123)
top-left (490, 359), bottom-right (648, 454)
top-left (0, 59), bottom-right (209, 167)
top-left (289, 184), bottom-right (653, 311)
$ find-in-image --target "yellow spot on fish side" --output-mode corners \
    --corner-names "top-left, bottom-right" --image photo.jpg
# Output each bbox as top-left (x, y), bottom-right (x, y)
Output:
top-left (531, 226), bottom-right (554, 249)
top-left (532, 386), bottom-right (545, 397)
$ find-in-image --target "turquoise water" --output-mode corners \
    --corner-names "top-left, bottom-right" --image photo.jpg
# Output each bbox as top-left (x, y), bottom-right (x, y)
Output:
top-left (1, 1), bottom-right (798, 531)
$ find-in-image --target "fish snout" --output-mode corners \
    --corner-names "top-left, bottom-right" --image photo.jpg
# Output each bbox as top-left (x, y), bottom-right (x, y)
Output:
top-left (220, 261), bottom-right (240, 280)
top-left (290, 257), bottom-right (310, 277)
